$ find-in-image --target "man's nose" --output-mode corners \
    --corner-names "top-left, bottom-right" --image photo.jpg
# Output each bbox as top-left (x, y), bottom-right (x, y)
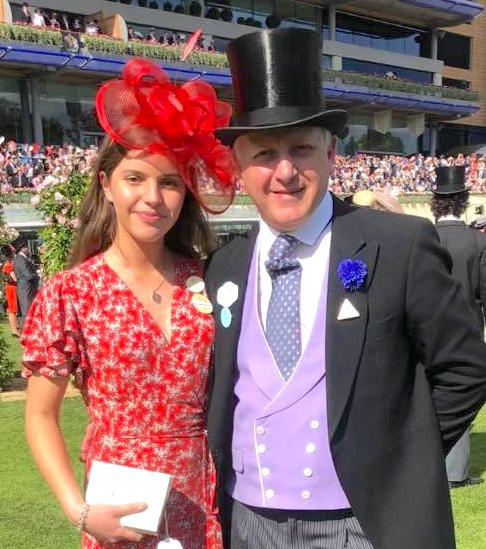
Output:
top-left (275, 158), bottom-right (297, 183)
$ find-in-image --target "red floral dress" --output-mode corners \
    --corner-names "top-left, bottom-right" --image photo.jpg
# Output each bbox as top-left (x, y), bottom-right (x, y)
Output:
top-left (22, 253), bottom-right (222, 549)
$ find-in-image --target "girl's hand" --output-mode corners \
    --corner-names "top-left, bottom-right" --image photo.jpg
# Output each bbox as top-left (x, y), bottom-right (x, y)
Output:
top-left (82, 502), bottom-right (148, 543)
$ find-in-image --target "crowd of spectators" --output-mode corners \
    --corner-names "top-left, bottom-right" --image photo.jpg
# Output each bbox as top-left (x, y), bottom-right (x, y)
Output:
top-left (1, 138), bottom-right (486, 196)
top-left (329, 153), bottom-right (486, 195)
top-left (0, 140), bottom-right (95, 194)
top-left (127, 26), bottom-right (215, 50)
top-left (17, 2), bottom-right (91, 34)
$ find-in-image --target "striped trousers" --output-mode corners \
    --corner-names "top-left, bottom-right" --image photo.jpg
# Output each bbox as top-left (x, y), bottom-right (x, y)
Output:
top-left (231, 500), bottom-right (374, 549)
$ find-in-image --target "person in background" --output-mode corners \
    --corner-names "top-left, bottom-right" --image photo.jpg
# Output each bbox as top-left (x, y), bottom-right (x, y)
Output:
top-left (1, 244), bottom-right (20, 337)
top-left (146, 28), bottom-right (158, 42)
top-left (49, 12), bottom-right (61, 30)
top-left (471, 215), bottom-right (486, 234)
top-left (431, 165), bottom-right (486, 489)
top-left (352, 189), bottom-right (404, 214)
top-left (12, 236), bottom-right (39, 329)
top-left (20, 2), bottom-right (32, 25)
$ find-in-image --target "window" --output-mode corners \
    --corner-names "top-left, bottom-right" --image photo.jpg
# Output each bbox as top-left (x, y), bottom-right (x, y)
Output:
top-left (438, 32), bottom-right (471, 70)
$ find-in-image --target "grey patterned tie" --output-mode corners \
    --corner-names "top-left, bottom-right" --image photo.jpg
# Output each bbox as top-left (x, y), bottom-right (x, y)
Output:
top-left (265, 234), bottom-right (302, 381)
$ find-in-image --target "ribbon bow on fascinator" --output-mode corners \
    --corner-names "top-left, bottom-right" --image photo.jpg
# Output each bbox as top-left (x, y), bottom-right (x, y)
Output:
top-left (95, 58), bottom-right (236, 213)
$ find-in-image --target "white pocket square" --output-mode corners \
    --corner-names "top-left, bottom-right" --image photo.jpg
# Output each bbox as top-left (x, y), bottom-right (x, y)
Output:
top-left (337, 298), bottom-right (360, 320)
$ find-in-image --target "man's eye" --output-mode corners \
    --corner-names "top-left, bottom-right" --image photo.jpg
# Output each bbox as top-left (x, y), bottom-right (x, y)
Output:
top-left (126, 176), bottom-right (141, 183)
top-left (254, 150), bottom-right (275, 160)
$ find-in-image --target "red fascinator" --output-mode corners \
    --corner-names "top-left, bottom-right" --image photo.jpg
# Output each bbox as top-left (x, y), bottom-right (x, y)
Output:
top-left (95, 58), bottom-right (236, 213)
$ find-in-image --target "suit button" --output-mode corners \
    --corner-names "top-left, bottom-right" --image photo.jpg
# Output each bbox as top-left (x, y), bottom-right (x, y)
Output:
top-left (256, 425), bottom-right (265, 435)
top-left (257, 444), bottom-right (266, 454)
top-left (303, 468), bottom-right (313, 477)
top-left (301, 490), bottom-right (311, 499)
top-left (265, 489), bottom-right (275, 499)
top-left (305, 443), bottom-right (316, 454)
top-left (310, 420), bottom-right (320, 429)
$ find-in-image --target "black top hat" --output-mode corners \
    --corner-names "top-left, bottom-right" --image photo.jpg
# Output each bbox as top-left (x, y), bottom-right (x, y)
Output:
top-left (11, 236), bottom-right (27, 252)
top-left (433, 166), bottom-right (467, 195)
top-left (216, 28), bottom-right (348, 145)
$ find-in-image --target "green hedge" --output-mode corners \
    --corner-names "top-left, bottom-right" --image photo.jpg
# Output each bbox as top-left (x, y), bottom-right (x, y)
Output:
top-left (0, 23), bottom-right (479, 103)
top-left (322, 69), bottom-right (479, 103)
top-left (11, 24), bottom-right (63, 46)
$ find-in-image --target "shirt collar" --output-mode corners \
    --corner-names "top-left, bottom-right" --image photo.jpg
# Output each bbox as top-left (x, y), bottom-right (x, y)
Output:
top-left (259, 191), bottom-right (333, 254)
top-left (437, 214), bottom-right (461, 222)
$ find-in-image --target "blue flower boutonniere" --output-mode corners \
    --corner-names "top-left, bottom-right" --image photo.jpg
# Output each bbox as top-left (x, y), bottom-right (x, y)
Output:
top-left (338, 258), bottom-right (368, 291)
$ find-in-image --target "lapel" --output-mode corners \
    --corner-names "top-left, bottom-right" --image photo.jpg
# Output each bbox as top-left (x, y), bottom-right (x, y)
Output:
top-left (326, 196), bottom-right (379, 442)
top-left (212, 228), bottom-right (259, 372)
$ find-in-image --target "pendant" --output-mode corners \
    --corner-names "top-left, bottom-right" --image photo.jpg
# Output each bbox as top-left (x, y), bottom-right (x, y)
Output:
top-left (152, 291), bottom-right (162, 304)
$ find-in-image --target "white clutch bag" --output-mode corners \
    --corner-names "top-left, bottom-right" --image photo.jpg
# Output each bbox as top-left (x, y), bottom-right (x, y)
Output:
top-left (85, 460), bottom-right (173, 535)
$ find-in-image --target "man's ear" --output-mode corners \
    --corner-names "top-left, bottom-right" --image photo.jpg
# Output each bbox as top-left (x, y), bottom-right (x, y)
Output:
top-left (99, 171), bottom-right (113, 203)
top-left (231, 148), bottom-right (245, 191)
top-left (327, 136), bottom-right (337, 170)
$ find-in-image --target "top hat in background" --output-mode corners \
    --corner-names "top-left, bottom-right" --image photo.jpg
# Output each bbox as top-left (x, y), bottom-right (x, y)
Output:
top-left (11, 236), bottom-right (28, 252)
top-left (216, 28), bottom-right (348, 145)
top-left (433, 166), bottom-right (467, 195)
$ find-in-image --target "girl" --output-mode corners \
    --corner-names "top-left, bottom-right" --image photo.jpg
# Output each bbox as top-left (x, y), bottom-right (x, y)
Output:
top-left (22, 58), bottom-right (235, 549)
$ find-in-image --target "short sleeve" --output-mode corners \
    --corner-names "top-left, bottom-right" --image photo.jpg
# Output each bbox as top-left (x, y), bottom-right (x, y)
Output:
top-left (21, 272), bottom-right (87, 384)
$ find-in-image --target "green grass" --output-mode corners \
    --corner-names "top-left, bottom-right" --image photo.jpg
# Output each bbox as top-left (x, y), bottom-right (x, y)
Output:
top-left (451, 409), bottom-right (486, 549)
top-left (0, 396), bottom-right (484, 548)
top-left (0, 398), bottom-right (87, 548)
top-left (1, 319), bottom-right (23, 373)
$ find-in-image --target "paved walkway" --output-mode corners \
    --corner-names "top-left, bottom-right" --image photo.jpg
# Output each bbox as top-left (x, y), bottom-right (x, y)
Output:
top-left (1, 377), bottom-right (80, 402)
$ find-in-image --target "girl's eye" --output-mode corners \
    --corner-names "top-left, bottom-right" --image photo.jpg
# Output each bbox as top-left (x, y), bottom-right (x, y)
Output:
top-left (161, 178), bottom-right (182, 187)
top-left (126, 175), bottom-right (141, 183)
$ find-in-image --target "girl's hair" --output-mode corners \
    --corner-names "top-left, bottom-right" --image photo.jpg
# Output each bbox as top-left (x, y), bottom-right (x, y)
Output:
top-left (68, 136), bottom-right (217, 267)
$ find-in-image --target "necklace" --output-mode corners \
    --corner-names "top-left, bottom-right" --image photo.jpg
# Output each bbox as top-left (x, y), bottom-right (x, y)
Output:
top-left (151, 270), bottom-right (167, 304)
top-left (112, 241), bottom-right (169, 304)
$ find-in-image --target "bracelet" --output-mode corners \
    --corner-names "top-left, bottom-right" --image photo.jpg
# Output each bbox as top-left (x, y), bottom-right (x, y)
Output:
top-left (76, 502), bottom-right (90, 532)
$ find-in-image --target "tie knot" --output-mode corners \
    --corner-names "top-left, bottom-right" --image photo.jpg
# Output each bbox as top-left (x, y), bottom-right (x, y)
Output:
top-left (269, 234), bottom-right (299, 261)
top-left (265, 234), bottom-right (301, 277)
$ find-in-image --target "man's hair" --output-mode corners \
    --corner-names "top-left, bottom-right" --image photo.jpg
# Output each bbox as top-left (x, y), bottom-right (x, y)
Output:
top-left (430, 191), bottom-right (469, 220)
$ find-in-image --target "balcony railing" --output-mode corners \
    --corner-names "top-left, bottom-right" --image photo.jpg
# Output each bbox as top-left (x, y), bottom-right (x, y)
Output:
top-left (0, 22), bottom-right (479, 103)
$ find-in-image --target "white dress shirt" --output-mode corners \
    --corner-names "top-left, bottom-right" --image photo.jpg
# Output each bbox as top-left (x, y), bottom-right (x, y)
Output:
top-left (258, 191), bottom-right (333, 350)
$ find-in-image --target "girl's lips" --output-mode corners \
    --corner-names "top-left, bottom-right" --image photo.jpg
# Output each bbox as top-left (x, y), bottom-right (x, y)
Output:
top-left (134, 211), bottom-right (164, 222)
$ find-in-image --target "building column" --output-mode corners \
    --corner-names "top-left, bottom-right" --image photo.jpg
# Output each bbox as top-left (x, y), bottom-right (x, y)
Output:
top-left (431, 28), bottom-right (438, 60)
top-left (29, 77), bottom-right (43, 145)
top-left (430, 123), bottom-right (438, 156)
top-left (329, 2), bottom-right (336, 41)
top-left (19, 79), bottom-right (32, 143)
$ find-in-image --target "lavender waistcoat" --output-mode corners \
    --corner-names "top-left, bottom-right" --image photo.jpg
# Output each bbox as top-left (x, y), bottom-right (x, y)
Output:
top-left (229, 243), bottom-right (350, 510)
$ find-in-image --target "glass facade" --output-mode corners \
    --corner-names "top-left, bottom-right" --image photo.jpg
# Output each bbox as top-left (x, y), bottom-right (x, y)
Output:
top-left (339, 112), bottom-right (418, 156)
top-left (342, 59), bottom-right (432, 84)
top-left (326, 12), bottom-right (424, 57)
top-left (205, 0), bottom-right (321, 30)
top-left (38, 82), bottom-right (100, 145)
top-left (0, 79), bottom-right (23, 142)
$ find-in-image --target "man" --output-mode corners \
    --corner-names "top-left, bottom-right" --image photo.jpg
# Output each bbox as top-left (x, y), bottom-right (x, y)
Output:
top-left (20, 2), bottom-right (32, 25)
top-left (13, 236), bottom-right (39, 328)
top-left (205, 29), bottom-right (486, 549)
top-left (431, 166), bottom-right (486, 488)
top-left (472, 215), bottom-right (486, 234)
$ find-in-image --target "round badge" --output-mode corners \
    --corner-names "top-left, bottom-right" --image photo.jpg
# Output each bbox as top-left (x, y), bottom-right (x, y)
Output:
top-left (186, 276), bottom-right (205, 294)
top-left (220, 307), bottom-right (232, 328)
top-left (191, 293), bottom-right (213, 314)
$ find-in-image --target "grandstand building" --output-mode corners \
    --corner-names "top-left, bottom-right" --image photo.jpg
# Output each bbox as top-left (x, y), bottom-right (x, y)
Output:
top-left (0, 0), bottom-right (485, 156)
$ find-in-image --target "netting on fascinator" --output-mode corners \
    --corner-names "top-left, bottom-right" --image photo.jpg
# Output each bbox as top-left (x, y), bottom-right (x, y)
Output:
top-left (95, 58), bottom-right (236, 213)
